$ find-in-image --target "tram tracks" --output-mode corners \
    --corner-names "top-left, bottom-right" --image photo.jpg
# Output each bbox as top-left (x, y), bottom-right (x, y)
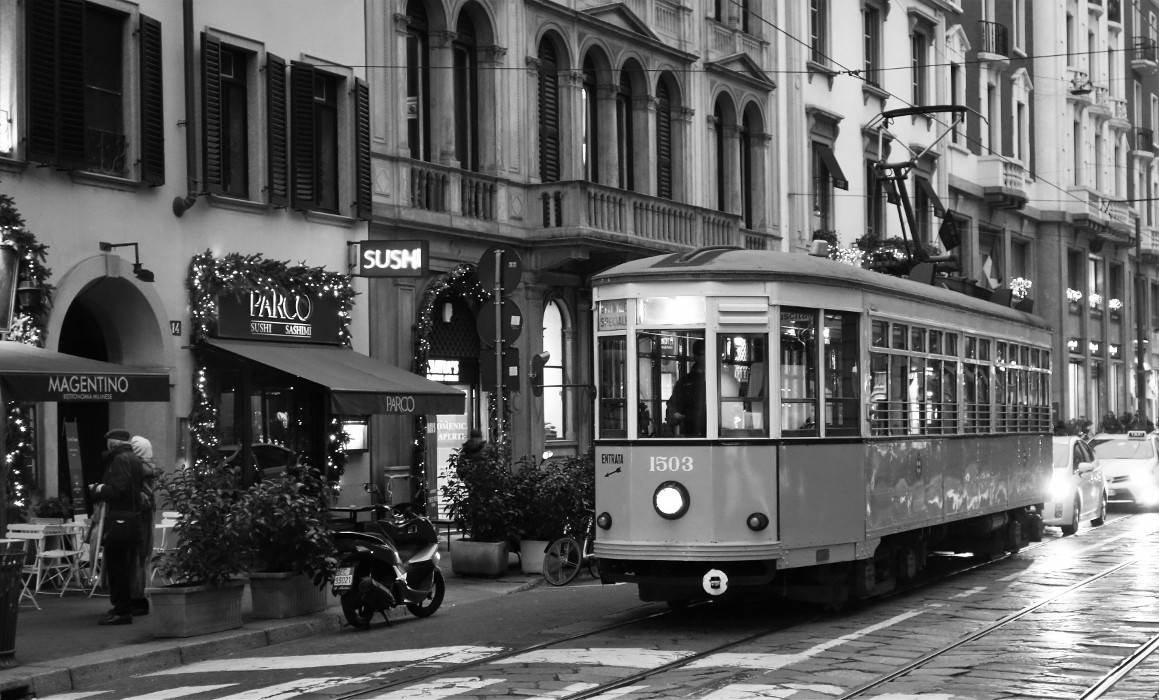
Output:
top-left (328, 516), bottom-right (1141, 700)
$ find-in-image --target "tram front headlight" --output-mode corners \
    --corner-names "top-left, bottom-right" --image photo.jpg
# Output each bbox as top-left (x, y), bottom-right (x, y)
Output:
top-left (653, 481), bottom-right (689, 520)
top-left (596, 512), bottom-right (612, 530)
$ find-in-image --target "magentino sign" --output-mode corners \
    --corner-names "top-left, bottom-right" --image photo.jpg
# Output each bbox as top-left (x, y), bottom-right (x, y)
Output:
top-left (1, 371), bottom-right (170, 402)
top-left (216, 290), bottom-right (342, 345)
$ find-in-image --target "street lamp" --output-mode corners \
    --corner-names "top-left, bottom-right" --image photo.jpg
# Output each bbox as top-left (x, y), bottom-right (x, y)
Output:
top-left (98, 242), bottom-right (155, 283)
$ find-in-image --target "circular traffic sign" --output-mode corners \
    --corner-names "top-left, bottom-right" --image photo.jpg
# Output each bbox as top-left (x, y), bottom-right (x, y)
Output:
top-left (476, 299), bottom-right (523, 346)
top-left (477, 246), bottom-right (523, 293)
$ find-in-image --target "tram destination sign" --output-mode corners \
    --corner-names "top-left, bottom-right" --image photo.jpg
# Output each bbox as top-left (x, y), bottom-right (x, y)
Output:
top-left (216, 290), bottom-right (342, 345)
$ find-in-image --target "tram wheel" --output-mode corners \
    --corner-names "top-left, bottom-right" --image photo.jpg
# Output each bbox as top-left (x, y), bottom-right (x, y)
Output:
top-left (896, 546), bottom-right (919, 583)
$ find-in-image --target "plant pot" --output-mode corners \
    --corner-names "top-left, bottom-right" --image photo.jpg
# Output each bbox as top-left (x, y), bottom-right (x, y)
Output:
top-left (519, 539), bottom-right (550, 575)
top-left (146, 578), bottom-right (246, 638)
top-left (249, 571), bottom-right (329, 619)
top-left (450, 538), bottom-right (508, 578)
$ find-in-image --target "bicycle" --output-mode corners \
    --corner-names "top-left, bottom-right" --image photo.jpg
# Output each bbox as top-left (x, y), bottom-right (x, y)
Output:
top-left (543, 510), bottom-right (599, 586)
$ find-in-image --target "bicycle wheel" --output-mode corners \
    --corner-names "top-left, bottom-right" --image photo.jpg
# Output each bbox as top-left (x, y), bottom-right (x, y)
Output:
top-left (543, 537), bottom-right (581, 585)
top-left (586, 554), bottom-right (599, 580)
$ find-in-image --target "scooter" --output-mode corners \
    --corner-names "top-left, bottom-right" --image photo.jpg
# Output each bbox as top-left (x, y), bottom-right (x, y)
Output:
top-left (331, 501), bottom-right (445, 628)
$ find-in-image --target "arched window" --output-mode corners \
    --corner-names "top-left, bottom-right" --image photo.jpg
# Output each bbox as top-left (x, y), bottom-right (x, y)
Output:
top-left (616, 71), bottom-right (634, 190)
top-left (406, 1), bottom-right (431, 161)
top-left (656, 80), bottom-right (673, 199)
top-left (543, 300), bottom-right (567, 440)
top-left (583, 56), bottom-right (600, 183)
top-left (537, 38), bottom-right (561, 182)
top-left (740, 111), bottom-right (753, 227)
top-left (452, 13), bottom-right (479, 171)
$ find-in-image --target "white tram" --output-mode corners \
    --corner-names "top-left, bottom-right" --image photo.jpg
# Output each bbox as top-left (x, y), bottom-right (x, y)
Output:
top-left (591, 247), bottom-right (1053, 608)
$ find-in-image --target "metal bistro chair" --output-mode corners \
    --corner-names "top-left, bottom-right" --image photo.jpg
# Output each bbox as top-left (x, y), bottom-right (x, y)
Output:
top-left (4, 523), bottom-right (81, 598)
top-left (1, 538), bottom-right (40, 610)
top-left (149, 513), bottom-right (179, 586)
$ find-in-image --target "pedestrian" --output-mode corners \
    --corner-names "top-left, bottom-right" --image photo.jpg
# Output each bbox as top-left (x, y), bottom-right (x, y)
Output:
top-left (461, 428), bottom-right (495, 462)
top-left (91, 428), bottom-right (144, 625)
top-left (129, 435), bottom-right (160, 616)
top-left (665, 339), bottom-right (706, 437)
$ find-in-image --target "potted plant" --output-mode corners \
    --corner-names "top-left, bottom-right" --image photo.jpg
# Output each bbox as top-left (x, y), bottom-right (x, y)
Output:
top-left (511, 452), bottom-right (595, 574)
top-left (440, 445), bottom-right (517, 578)
top-left (236, 464), bottom-right (337, 619)
top-left (148, 467), bottom-right (250, 637)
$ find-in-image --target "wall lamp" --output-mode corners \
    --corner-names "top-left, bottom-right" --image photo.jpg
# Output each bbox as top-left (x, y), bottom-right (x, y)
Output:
top-left (172, 192), bottom-right (205, 217)
top-left (99, 242), bottom-right (155, 283)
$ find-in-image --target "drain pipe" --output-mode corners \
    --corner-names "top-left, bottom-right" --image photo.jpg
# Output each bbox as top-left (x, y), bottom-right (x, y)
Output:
top-left (173, 0), bottom-right (199, 217)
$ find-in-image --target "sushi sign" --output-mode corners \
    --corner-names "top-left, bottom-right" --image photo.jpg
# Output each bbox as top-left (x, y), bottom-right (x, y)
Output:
top-left (356, 240), bottom-right (427, 277)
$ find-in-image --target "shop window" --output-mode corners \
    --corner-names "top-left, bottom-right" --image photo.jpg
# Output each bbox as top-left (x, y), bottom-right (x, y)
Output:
top-left (25, 0), bottom-right (164, 184)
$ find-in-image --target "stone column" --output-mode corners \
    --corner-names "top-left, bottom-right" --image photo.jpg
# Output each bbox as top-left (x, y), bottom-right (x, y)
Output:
top-left (477, 45), bottom-right (506, 174)
top-left (597, 82), bottom-right (619, 186)
top-left (429, 30), bottom-right (458, 167)
top-left (633, 95), bottom-right (656, 195)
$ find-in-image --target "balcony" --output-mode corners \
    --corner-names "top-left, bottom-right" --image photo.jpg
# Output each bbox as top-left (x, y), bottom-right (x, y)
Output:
top-left (977, 21), bottom-right (1010, 66)
top-left (1132, 36), bottom-right (1159, 75)
top-left (393, 158), bottom-right (752, 257)
top-left (1065, 186), bottom-right (1134, 241)
top-left (1142, 227), bottom-right (1159, 264)
top-left (531, 180), bottom-right (752, 252)
top-left (978, 156), bottom-right (1028, 209)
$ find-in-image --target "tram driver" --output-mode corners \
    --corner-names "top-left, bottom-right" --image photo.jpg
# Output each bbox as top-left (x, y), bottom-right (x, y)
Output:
top-left (666, 339), bottom-right (707, 437)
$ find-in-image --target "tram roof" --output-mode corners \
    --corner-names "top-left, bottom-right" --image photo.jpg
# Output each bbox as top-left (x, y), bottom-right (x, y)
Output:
top-left (592, 247), bottom-right (1050, 330)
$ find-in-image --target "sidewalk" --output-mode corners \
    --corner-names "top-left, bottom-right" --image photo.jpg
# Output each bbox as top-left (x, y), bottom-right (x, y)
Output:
top-left (0, 549), bottom-right (541, 697)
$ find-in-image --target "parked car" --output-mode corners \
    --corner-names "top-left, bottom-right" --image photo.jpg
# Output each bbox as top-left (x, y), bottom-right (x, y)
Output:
top-left (1045, 435), bottom-right (1107, 535)
top-left (1088, 431), bottom-right (1159, 509)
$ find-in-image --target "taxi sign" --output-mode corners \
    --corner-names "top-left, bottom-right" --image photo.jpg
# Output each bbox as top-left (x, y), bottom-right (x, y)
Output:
top-left (1128, 430), bottom-right (1146, 439)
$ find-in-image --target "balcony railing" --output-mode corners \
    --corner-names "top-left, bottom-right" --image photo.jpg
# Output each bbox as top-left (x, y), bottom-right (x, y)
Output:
top-left (85, 128), bottom-right (127, 177)
top-left (978, 21), bottom-right (1009, 58)
top-left (531, 181), bottom-right (746, 249)
top-left (1133, 36), bottom-right (1159, 64)
top-left (407, 161), bottom-right (497, 221)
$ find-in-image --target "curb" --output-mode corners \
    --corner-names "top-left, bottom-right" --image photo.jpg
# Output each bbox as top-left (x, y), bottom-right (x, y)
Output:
top-left (0, 611), bottom-right (344, 697)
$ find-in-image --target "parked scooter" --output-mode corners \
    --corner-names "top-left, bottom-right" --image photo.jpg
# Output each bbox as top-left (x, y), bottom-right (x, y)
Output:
top-left (331, 499), bottom-right (445, 628)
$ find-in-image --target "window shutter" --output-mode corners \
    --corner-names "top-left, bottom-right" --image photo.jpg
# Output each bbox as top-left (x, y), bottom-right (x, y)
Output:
top-left (55, 0), bottom-right (86, 170)
top-left (656, 84), bottom-right (672, 200)
top-left (537, 50), bottom-right (560, 182)
top-left (201, 32), bottom-right (224, 195)
top-left (26, 0), bottom-right (59, 165)
top-left (289, 61), bottom-right (316, 211)
top-left (266, 53), bottom-right (288, 207)
top-left (138, 14), bottom-right (164, 186)
top-left (354, 77), bottom-right (372, 221)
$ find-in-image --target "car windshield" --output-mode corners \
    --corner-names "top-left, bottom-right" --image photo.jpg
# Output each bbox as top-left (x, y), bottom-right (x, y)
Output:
top-left (1091, 438), bottom-right (1155, 459)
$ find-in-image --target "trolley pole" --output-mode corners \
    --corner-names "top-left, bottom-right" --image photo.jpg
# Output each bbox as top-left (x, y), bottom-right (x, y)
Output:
top-left (1137, 215), bottom-right (1148, 420)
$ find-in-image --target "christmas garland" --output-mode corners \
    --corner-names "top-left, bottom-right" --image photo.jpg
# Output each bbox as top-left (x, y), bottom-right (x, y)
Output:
top-left (0, 194), bottom-right (54, 512)
top-left (186, 250), bottom-right (356, 482)
top-left (409, 263), bottom-right (494, 507)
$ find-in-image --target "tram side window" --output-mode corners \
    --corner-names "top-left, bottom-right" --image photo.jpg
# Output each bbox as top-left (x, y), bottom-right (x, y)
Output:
top-left (719, 334), bottom-right (768, 437)
top-left (824, 312), bottom-right (859, 436)
top-left (780, 308), bottom-right (818, 437)
top-left (659, 333), bottom-right (706, 437)
top-left (598, 337), bottom-right (627, 438)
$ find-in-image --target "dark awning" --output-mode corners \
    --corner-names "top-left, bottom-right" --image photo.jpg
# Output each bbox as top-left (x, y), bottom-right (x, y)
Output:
top-left (916, 177), bottom-right (946, 218)
top-left (816, 143), bottom-right (848, 190)
top-left (204, 339), bottom-right (464, 416)
top-left (0, 341), bottom-right (171, 402)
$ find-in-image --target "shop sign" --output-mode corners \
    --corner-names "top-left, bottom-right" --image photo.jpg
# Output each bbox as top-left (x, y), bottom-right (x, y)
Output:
top-left (217, 290), bottom-right (342, 344)
top-left (357, 240), bottom-right (427, 277)
top-left (3, 373), bottom-right (170, 402)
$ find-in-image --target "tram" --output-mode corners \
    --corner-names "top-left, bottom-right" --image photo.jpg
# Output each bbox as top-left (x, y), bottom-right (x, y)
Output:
top-left (591, 246), bottom-right (1053, 609)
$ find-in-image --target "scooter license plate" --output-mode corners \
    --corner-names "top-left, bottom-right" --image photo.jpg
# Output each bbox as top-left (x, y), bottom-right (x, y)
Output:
top-left (333, 567), bottom-right (354, 589)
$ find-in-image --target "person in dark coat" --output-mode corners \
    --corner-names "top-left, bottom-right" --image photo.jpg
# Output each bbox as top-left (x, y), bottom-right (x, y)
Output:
top-left (461, 428), bottom-right (495, 461)
top-left (91, 428), bottom-right (144, 625)
top-left (666, 340), bottom-right (707, 437)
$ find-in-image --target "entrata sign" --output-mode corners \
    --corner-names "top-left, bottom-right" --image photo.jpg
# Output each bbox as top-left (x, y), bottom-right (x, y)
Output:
top-left (357, 240), bottom-right (427, 277)
top-left (216, 290), bottom-right (342, 345)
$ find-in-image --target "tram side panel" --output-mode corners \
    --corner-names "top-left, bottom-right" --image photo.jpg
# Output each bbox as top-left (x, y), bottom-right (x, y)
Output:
top-left (594, 444), bottom-right (780, 562)
top-left (776, 442), bottom-right (868, 567)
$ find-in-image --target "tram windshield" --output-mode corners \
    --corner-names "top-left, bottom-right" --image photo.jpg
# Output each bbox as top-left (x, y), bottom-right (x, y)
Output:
top-left (636, 331), bottom-right (704, 437)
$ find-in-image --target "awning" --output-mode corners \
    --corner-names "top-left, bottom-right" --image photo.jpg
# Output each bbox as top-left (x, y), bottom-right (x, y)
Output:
top-left (0, 341), bottom-right (171, 402)
top-left (204, 338), bottom-right (464, 416)
top-left (916, 177), bottom-right (946, 218)
top-left (816, 143), bottom-right (848, 190)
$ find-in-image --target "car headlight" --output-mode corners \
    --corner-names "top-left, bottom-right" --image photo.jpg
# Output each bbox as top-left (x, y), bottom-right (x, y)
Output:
top-left (653, 481), bottom-right (690, 520)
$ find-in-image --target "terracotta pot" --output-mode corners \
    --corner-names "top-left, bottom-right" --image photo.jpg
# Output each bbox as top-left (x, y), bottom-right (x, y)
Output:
top-left (146, 578), bottom-right (246, 638)
top-left (449, 538), bottom-right (508, 578)
top-left (249, 571), bottom-right (329, 619)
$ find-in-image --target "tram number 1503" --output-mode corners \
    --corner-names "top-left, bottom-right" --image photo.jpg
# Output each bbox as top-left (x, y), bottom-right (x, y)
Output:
top-left (650, 456), bottom-right (694, 472)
